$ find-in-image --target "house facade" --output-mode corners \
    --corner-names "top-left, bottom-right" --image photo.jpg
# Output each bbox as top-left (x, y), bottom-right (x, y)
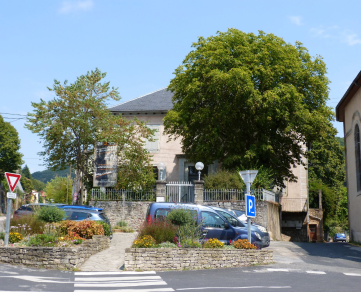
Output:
top-left (109, 88), bottom-right (310, 240)
top-left (336, 70), bottom-right (361, 243)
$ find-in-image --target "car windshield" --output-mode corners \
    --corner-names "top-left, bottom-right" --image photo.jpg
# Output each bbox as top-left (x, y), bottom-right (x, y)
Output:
top-left (217, 210), bottom-right (244, 227)
top-left (233, 210), bottom-right (245, 217)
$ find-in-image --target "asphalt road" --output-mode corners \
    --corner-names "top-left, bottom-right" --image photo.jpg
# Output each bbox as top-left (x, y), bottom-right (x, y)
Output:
top-left (0, 241), bottom-right (360, 291)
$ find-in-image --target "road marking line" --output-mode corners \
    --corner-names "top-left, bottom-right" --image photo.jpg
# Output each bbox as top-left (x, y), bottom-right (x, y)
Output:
top-left (306, 271), bottom-right (326, 274)
top-left (344, 273), bottom-right (361, 276)
top-left (267, 268), bottom-right (289, 272)
top-left (176, 286), bottom-right (292, 290)
top-left (74, 281), bottom-right (168, 287)
top-left (74, 276), bottom-right (162, 281)
top-left (75, 271), bottom-right (156, 275)
top-left (74, 289), bottom-right (174, 292)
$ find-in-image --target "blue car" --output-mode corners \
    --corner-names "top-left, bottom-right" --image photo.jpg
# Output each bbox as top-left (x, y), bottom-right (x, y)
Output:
top-left (146, 202), bottom-right (263, 248)
top-left (333, 233), bottom-right (347, 242)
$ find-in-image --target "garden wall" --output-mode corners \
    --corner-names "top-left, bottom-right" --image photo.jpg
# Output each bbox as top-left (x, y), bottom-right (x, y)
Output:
top-left (89, 200), bottom-right (150, 230)
top-left (124, 248), bottom-right (273, 271)
top-left (0, 235), bottom-right (110, 270)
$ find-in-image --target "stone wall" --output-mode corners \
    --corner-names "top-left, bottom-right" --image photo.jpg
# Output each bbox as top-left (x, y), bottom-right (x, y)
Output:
top-left (90, 200), bottom-right (151, 230)
top-left (203, 201), bottom-right (282, 240)
top-left (0, 235), bottom-right (110, 270)
top-left (124, 248), bottom-right (273, 271)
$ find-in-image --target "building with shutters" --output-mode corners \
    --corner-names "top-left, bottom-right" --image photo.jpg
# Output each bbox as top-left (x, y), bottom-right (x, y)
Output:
top-left (110, 88), bottom-right (311, 240)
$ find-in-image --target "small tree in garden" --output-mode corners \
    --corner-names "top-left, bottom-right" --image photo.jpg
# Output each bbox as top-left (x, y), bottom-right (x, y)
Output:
top-left (36, 206), bottom-right (65, 223)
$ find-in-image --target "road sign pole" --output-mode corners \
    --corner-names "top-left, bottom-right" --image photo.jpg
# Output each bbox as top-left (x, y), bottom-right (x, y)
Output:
top-left (4, 198), bottom-right (12, 246)
top-left (246, 181), bottom-right (252, 243)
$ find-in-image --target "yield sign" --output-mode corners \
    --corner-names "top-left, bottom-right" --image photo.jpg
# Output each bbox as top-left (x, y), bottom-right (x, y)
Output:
top-left (5, 172), bottom-right (21, 192)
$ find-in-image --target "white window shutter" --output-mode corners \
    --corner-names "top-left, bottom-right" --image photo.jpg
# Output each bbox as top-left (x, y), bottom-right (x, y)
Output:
top-left (145, 125), bottom-right (160, 152)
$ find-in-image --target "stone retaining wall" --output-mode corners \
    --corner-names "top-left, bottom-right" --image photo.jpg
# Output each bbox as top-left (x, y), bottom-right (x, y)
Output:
top-left (0, 235), bottom-right (110, 270)
top-left (124, 248), bottom-right (273, 271)
top-left (89, 200), bottom-right (150, 230)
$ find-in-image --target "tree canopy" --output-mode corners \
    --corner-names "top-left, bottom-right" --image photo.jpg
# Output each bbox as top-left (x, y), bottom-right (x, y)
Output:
top-left (164, 29), bottom-right (333, 187)
top-left (0, 114), bottom-right (23, 180)
top-left (26, 68), bottom-right (156, 195)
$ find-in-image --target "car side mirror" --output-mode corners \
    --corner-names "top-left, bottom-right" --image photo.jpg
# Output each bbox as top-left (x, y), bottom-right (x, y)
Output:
top-left (224, 222), bottom-right (230, 229)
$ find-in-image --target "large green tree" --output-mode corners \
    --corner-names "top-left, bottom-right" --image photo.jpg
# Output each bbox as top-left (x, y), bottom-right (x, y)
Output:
top-left (26, 69), bottom-right (156, 200)
top-left (164, 29), bottom-right (333, 187)
top-left (0, 114), bottom-right (23, 181)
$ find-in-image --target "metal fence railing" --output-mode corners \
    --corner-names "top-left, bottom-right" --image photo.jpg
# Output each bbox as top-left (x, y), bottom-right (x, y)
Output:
top-left (203, 188), bottom-right (277, 202)
top-left (91, 188), bottom-right (156, 201)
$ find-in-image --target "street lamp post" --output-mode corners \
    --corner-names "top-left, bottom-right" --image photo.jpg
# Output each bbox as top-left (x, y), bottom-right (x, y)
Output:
top-left (157, 162), bottom-right (166, 181)
top-left (195, 162), bottom-right (204, 180)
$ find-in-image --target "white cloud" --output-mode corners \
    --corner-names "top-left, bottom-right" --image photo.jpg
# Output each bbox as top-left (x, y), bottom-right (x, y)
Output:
top-left (289, 16), bottom-right (303, 26)
top-left (309, 25), bottom-right (361, 45)
top-left (342, 33), bottom-right (361, 46)
top-left (59, 0), bottom-right (93, 14)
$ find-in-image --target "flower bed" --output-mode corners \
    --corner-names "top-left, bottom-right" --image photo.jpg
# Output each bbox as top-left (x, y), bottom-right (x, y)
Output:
top-left (124, 247), bottom-right (273, 271)
top-left (0, 235), bottom-right (110, 269)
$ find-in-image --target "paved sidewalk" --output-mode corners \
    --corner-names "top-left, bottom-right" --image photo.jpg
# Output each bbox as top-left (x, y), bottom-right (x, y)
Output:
top-left (79, 232), bottom-right (137, 271)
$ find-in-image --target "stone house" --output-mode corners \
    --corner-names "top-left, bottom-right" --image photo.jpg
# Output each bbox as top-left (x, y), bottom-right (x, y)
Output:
top-left (109, 88), bottom-right (312, 241)
top-left (336, 70), bottom-right (361, 243)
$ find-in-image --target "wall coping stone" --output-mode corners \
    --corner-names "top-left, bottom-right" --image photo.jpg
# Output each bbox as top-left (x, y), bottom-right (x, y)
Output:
top-left (124, 248), bottom-right (273, 271)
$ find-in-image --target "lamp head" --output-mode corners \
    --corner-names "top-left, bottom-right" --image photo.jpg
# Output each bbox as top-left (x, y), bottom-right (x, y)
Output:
top-left (157, 162), bottom-right (165, 171)
top-left (195, 162), bottom-right (204, 171)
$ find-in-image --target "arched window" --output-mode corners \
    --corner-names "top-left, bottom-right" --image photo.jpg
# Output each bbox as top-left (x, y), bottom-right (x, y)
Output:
top-left (355, 124), bottom-right (361, 191)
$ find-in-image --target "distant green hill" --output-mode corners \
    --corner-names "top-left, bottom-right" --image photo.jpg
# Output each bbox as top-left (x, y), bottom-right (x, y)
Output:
top-left (32, 167), bottom-right (75, 184)
top-left (336, 137), bottom-right (344, 148)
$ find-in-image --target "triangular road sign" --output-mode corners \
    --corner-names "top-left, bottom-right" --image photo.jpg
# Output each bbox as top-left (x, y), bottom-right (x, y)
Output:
top-left (5, 172), bottom-right (21, 192)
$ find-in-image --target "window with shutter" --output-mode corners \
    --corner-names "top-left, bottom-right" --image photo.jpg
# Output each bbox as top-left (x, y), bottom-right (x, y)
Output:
top-left (145, 125), bottom-right (160, 152)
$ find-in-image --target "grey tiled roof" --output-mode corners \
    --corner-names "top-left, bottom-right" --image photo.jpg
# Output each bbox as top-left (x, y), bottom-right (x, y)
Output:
top-left (109, 88), bottom-right (174, 113)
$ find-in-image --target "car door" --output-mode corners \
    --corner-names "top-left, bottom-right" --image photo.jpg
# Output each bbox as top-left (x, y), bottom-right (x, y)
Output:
top-left (201, 211), bottom-right (235, 243)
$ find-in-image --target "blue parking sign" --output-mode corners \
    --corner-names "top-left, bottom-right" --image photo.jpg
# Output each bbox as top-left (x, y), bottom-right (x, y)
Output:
top-left (246, 194), bottom-right (256, 218)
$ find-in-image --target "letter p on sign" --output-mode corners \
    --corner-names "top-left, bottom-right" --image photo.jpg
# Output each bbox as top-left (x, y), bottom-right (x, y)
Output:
top-left (246, 194), bottom-right (256, 218)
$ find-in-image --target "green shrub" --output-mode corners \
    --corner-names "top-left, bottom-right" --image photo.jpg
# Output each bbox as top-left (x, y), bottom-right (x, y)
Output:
top-left (138, 220), bottom-right (178, 244)
top-left (180, 239), bottom-right (201, 248)
top-left (204, 170), bottom-right (244, 189)
top-left (177, 222), bottom-right (202, 243)
top-left (166, 208), bottom-right (197, 226)
top-left (118, 226), bottom-right (134, 233)
top-left (116, 221), bottom-right (127, 228)
top-left (98, 221), bottom-right (111, 236)
top-left (36, 206), bottom-right (65, 223)
top-left (26, 234), bottom-right (58, 247)
top-left (0, 232), bottom-right (4, 241)
top-left (10, 214), bottom-right (47, 236)
top-left (156, 242), bottom-right (178, 248)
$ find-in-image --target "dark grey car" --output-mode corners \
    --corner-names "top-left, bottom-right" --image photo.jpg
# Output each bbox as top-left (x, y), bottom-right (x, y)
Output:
top-left (208, 206), bottom-right (270, 247)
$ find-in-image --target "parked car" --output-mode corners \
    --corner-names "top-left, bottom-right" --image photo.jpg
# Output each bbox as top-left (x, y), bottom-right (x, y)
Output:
top-left (226, 209), bottom-right (247, 222)
top-left (333, 233), bottom-right (347, 242)
top-left (146, 202), bottom-right (263, 248)
top-left (208, 206), bottom-right (270, 248)
top-left (14, 203), bottom-right (66, 218)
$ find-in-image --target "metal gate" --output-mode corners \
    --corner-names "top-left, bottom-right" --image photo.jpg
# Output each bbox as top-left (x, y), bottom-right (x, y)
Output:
top-left (166, 181), bottom-right (194, 203)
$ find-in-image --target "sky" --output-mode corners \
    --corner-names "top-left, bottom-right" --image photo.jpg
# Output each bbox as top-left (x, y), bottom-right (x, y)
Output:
top-left (1, 0), bottom-right (360, 173)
